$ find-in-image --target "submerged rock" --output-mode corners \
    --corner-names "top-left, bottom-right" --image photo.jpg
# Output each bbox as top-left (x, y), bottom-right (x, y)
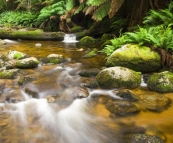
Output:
top-left (147, 71), bottom-right (173, 93)
top-left (116, 89), bottom-right (171, 111)
top-left (106, 44), bottom-right (161, 73)
top-left (96, 66), bottom-right (141, 89)
top-left (106, 100), bottom-right (140, 116)
top-left (129, 134), bottom-right (164, 143)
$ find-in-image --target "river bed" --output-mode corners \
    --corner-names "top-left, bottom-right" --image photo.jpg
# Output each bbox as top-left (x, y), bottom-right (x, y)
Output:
top-left (0, 40), bottom-right (172, 143)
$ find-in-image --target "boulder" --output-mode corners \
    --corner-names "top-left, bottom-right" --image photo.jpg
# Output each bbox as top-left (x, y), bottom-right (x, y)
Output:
top-left (1, 50), bottom-right (27, 61)
top-left (15, 57), bottom-right (39, 68)
top-left (147, 71), bottom-right (173, 93)
top-left (96, 66), bottom-right (141, 89)
top-left (83, 48), bottom-right (98, 58)
top-left (0, 39), bottom-right (6, 45)
top-left (0, 69), bottom-right (19, 79)
top-left (116, 89), bottom-right (171, 111)
top-left (106, 100), bottom-right (140, 116)
top-left (41, 54), bottom-right (66, 65)
top-left (106, 44), bottom-right (161, 73)
top-left (79, 36), bottom-right (96, 45)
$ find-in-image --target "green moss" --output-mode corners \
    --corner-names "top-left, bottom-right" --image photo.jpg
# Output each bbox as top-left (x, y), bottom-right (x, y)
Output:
top-left (0, 70), bottom-right (17, 79)
top-left (79, 36), bottom-right (96, 45)
top-left (83, 48), bottom-right (98, 58)
top-left (147, 71), bottom-right (173, 93)
top-left (49, 57), bottom-right (64, 64)
top-left (13, 53), bottom-right (24, 60)
top-left (70, 26), bottom-right (83, 32)
top-left (106, 44), bottom-right (161, 72)
top-left (16, 60), bottom-right (39, 68)
top-left (11, 30), bottom-right (43, 37)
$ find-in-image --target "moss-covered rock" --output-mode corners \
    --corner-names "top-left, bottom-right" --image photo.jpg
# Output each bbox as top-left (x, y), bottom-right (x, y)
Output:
top-left (1, 50), bottom-right (27, 61)
top-left (147, 71), bottom-right (173, 93)
top-left (100, 34), bottom-right (114, 44)
top-left (0, 39), bottom-right (6, 45)
top-left (41, 54), bottom-right (66, 64)
top-left (83, 48), bottom-right (98, 58)
top-left (96, 66), bottom-right (141, 89)
top-left (70, 26), bottom-right (84, 32)
top-left (15, 57), bottom-right (39, 68)
top-left (0, 69), bottom-right (19, 79)
top-left (79, 36), bottom-right (96, 45)
top-left (106, 44), bottom-right (161, 73)
top-left (100, 40), bottom-right (112, 49)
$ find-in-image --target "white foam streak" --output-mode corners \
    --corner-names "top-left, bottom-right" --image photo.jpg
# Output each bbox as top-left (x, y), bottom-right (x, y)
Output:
top-left (2, 98), bottom-right (116, 143)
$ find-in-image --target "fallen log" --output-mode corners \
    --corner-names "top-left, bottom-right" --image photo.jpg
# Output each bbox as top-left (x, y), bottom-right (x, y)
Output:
top-left (0, 28), bottom-right (65, 40)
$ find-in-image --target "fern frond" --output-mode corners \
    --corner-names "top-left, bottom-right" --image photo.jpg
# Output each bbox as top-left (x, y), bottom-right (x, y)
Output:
top-left (85, 6), bottom-right (98, 15)
top-left (92, 1), bottom-right (111, 21)
top-left (66, 0), bottom-right (75, 10)
top-left (74, 3), bottom-right (85, 14)
top-left (87, 0), bottom-right (107, 6)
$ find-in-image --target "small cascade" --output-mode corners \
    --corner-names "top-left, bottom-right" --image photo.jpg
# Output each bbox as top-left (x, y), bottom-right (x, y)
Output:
top-left (62, 34), bottom-right (78, 43)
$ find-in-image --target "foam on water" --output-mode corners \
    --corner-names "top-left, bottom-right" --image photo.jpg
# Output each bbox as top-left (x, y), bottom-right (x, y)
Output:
top-left (1, 97), bottom-right (122, 143)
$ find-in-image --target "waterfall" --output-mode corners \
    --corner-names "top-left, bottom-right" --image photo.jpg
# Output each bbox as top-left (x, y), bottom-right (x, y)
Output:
top-left (62, 34), bottom-right (78, 43)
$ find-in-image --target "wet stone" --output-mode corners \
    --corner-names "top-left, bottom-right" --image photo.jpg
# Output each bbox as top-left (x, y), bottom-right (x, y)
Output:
top-left (129, 134), bottom-right (164, 143)
top-left (106, 100), bottom-right (140, 116)
top-left (79, 68), bottom-right (100, 77)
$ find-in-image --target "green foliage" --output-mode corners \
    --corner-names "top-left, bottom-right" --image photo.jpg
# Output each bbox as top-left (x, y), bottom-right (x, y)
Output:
top-left (101, 26), bottom-right (173, 57)
top-left (36, 1), bottom-right (66, 24)
top-left (0, 11), bottom-right (38, 27)
top-left (66, 0), bottom-right (75, 10)
top-left (143, 2), bottom-right (173, 27)
top-left (92, 2), bottom-right (111, 21)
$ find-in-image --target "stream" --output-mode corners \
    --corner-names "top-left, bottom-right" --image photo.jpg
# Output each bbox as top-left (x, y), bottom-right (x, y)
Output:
top-left (0, 39), bottom-right (173, 143)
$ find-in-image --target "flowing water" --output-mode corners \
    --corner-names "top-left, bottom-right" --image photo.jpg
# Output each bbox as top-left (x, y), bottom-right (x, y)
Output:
top-left (0, 40), bottom-right (173, 143)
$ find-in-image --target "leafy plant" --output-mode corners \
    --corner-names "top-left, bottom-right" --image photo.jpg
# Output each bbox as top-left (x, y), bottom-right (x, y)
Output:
top-left (0, 11), bottom-right (38, 27)
top-left (101, 25), bottom-right (173, 57)
top-left (35, 0), bottom-right (66, 29)
top-left (143, 2), bottom-right (173, 27)
top-left (66, 0), bottom-right (124, 21)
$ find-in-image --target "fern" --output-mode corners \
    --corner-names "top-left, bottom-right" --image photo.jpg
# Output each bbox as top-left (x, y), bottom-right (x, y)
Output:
top-left (74, 3), bottom-right (85, 14)
top-left (143, 2), bottom-right (173, 27)
top-left (92, 2), bottom-right (111, 21)
top-left (66, 0), bottom-right (75, 10)
top-left (87, 0), bottom-right (107, 6)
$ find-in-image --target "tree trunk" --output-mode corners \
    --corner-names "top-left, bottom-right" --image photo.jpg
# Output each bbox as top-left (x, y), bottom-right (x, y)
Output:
top-left (128, 0), bottom-right (170, 30)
